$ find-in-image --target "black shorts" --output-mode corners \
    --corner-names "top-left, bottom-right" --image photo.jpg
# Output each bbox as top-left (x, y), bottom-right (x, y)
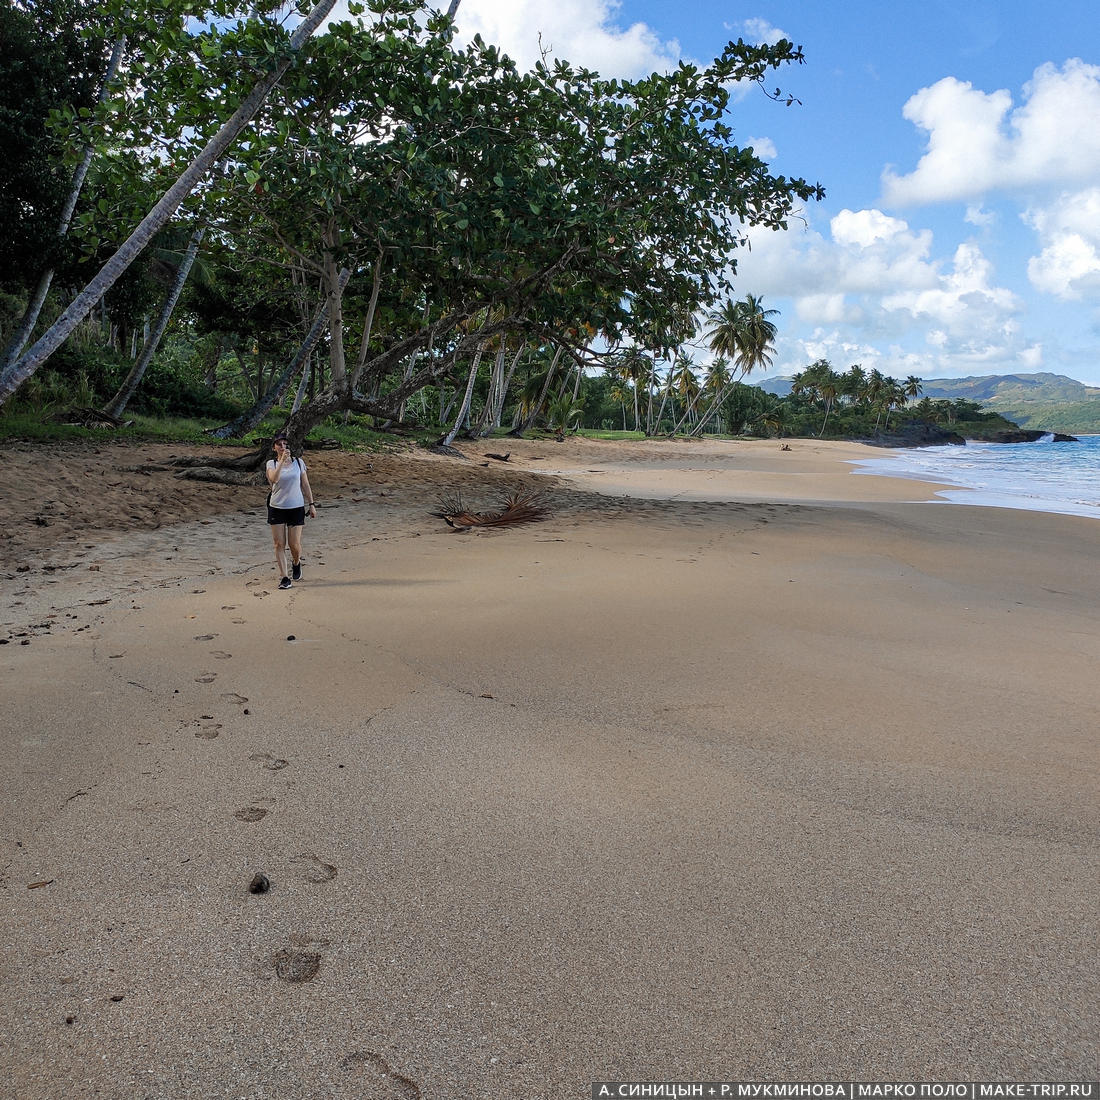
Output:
top-left (268, 505), bottom-right (306, 527)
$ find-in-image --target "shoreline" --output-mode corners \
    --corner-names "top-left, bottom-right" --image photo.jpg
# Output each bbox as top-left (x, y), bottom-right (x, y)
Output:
top-left (849, 435), bottom-right (1100, 522)
top-left (2, 435), bottom-right (1097, 1094)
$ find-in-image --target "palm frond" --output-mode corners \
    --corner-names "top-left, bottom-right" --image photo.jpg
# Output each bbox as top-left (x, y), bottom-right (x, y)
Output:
top-left (431, 491), bottom-right (552, 529)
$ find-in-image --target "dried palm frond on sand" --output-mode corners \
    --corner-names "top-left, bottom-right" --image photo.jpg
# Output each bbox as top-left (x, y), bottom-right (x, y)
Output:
top-left (431, 491), bottom-right (552, 530)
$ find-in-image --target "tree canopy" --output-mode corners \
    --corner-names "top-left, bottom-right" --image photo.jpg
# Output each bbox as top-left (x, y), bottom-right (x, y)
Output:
top-left (1, 0), bottom-right (825, 445)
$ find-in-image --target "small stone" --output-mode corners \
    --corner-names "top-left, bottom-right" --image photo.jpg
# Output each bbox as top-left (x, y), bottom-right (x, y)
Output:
top-left (249, 872), bottom-right (270, 894)
top-left (65, 1015), bottom-right (75, 1025)
top-left (286, 635), bottom-right (296, 641)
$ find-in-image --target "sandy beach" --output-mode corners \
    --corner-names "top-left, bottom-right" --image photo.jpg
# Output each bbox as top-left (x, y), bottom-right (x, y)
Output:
top-left (1, 435), bottom-right (1097, 1097)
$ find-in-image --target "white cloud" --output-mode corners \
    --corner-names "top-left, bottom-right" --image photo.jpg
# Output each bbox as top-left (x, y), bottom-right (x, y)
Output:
top-left (883, 59), bottom-right (1100, 205)
top-left (881, 242), bottom-right (1022, 335)
top-left (745, 136), bottom-right (777, 160)
top-left (736, 210), bottom-right (1031, 378)
top-left (831, 208), bottom-right (917, 249)
top-left (740, 18), bottom-right (789, 46)
top-left (965, 204), bottom-right (996, 228)
top-left (449, 0), bottom-right (680, 76)
top-left (1025, 187), bottom-right (1100, 300)
top-left (1019, 344), bottom-right (1044, 369)
top-left (794, 294), bottom-right (855, 325)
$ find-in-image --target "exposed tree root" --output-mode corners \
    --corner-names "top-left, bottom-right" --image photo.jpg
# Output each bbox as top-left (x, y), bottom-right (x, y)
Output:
top-left (51, 406), bottom-right (131, 429)
top-left (173, 466), bottom-right (264, 485)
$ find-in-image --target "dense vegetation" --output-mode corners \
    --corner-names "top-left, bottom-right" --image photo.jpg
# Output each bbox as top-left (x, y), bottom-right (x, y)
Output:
top-left (0, 0), bottom-right (835, 449)
top-left (577, 359), bottom-right (1021, 440)
top-left (3, 1), bottom-right (1050, 451)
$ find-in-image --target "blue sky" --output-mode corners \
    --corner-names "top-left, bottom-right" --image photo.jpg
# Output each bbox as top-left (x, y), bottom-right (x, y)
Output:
top-left (438, 0), bottom-right (1100, 385)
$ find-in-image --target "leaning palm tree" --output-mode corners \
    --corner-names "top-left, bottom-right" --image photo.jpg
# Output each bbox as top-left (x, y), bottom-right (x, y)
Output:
top-left (618, 346), bottom-right (651, 432)
top-left (693, 295), bottom-right (779, 435)
top-left (883, 378), bottom-right (908, 430)
top-left (701, 357), bottom-right (732, 432)
top-left (729, 294), bottom-right (779, 377)
top-left (669, 354), bottom-right (702, 433)
top-left (818, 374), bottom-right (840, 436)
top-left (608, 380), bottom-right (629, 430)
top-left (842, 364), bottom-right (867, 407)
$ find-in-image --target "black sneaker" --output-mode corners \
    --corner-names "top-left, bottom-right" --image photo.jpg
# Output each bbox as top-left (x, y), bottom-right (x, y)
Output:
top-left (278, 576), bottom-right (292, 590)
top-left (291, 560), bottom-right (302, 581)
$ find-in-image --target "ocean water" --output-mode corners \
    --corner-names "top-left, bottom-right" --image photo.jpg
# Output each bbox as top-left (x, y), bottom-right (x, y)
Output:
top-left (851, 434), bottom-right (1100, 520)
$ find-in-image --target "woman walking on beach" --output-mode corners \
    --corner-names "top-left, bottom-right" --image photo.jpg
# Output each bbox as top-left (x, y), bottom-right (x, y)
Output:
top-left (266, 433), bottom-right (315, 589)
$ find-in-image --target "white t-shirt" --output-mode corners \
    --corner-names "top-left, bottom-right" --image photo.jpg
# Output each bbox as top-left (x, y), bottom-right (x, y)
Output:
top-left (267, 456), bottom-right (307, 509)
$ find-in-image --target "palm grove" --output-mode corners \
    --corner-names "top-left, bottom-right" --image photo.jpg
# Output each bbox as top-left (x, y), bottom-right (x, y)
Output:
top-left (3, 0), bottom-right (879, 450)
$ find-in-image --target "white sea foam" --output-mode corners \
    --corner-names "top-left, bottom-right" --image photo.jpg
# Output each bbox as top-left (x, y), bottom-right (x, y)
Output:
top-left (851, 435), bottom-right (1100, 520)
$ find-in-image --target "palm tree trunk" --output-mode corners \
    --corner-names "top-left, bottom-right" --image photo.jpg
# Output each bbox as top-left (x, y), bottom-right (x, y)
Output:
top-left (2, 25), bottom-right (128, 373)
top-left (654, 364), bottom-right (675, 431)
top-left (512, 345), bottom-right (563, 435)
top-left (393, 304), bottom-right (433, 424)
top-left (102, 223), bottom-right (206, 419)
top-left (208, 267), bottom-right (350, 440)
top-left (291, 353), bottom-right (312, 414)
top-left (0, 0), bottom-right (337, 407)
top-left (350, 249), bottom-right (384, 393)
top-left (472, 342), bottom-right (507, 436)
top-left (442, 340), bottom-right (487, 446)
top-left (689, 375), bottom-right (743, 437)
top-left (493, 343), bottom-right (524, 430)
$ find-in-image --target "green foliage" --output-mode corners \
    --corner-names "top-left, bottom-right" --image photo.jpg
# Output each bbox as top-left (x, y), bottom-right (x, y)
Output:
top-left (722, 381), bottom-right (779, 435)
top-left (5, 0), bottom-right (825, 433)
top-left (0, 0), bottom-right (109, 286)
top-left (727, 363), bottom-right (1032, 440)
top-left (994, 399), bottom-right (1100, 434)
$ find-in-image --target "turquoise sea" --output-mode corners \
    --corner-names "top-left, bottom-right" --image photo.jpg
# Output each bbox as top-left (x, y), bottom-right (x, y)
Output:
top-left (851, 434), bottom-right (1100, 521)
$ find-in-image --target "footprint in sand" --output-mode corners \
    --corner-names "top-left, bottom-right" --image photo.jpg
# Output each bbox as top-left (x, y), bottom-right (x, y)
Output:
top-left (194, 634), bottom-right (217, 641)
top-left (220, 692), bottom-right (248, 705)
top-left (194, 722), bottom-right (222, 739)
top-left (234, 807), bottom-right (268, 822)
top-left (268, 933), bottom-right (328, 983)
top-left (211, 651), bottom-right (232, 660)
top-left (292, 853), bottom-right (337, 884)
top-left (249, 752), bottom-right (289, 771)
top-left (194, 672), bottom-right (217, 683)
top-left (341, 1052), bottom-right (421, 1099)
top-left (272, 949), bottom-right (321, 983)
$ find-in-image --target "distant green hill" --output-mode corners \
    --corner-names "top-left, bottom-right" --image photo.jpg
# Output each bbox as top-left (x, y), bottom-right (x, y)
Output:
top-left (919, 373), bottom-right (1100, 433)
top-left (987, 399), bottom-right (1100, 434)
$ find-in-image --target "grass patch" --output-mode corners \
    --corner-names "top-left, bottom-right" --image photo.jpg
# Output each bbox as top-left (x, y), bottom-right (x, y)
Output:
top-left (0, 407), bottom-right (433, 452)
top-left (0, 410), bottom-right (245, 445)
